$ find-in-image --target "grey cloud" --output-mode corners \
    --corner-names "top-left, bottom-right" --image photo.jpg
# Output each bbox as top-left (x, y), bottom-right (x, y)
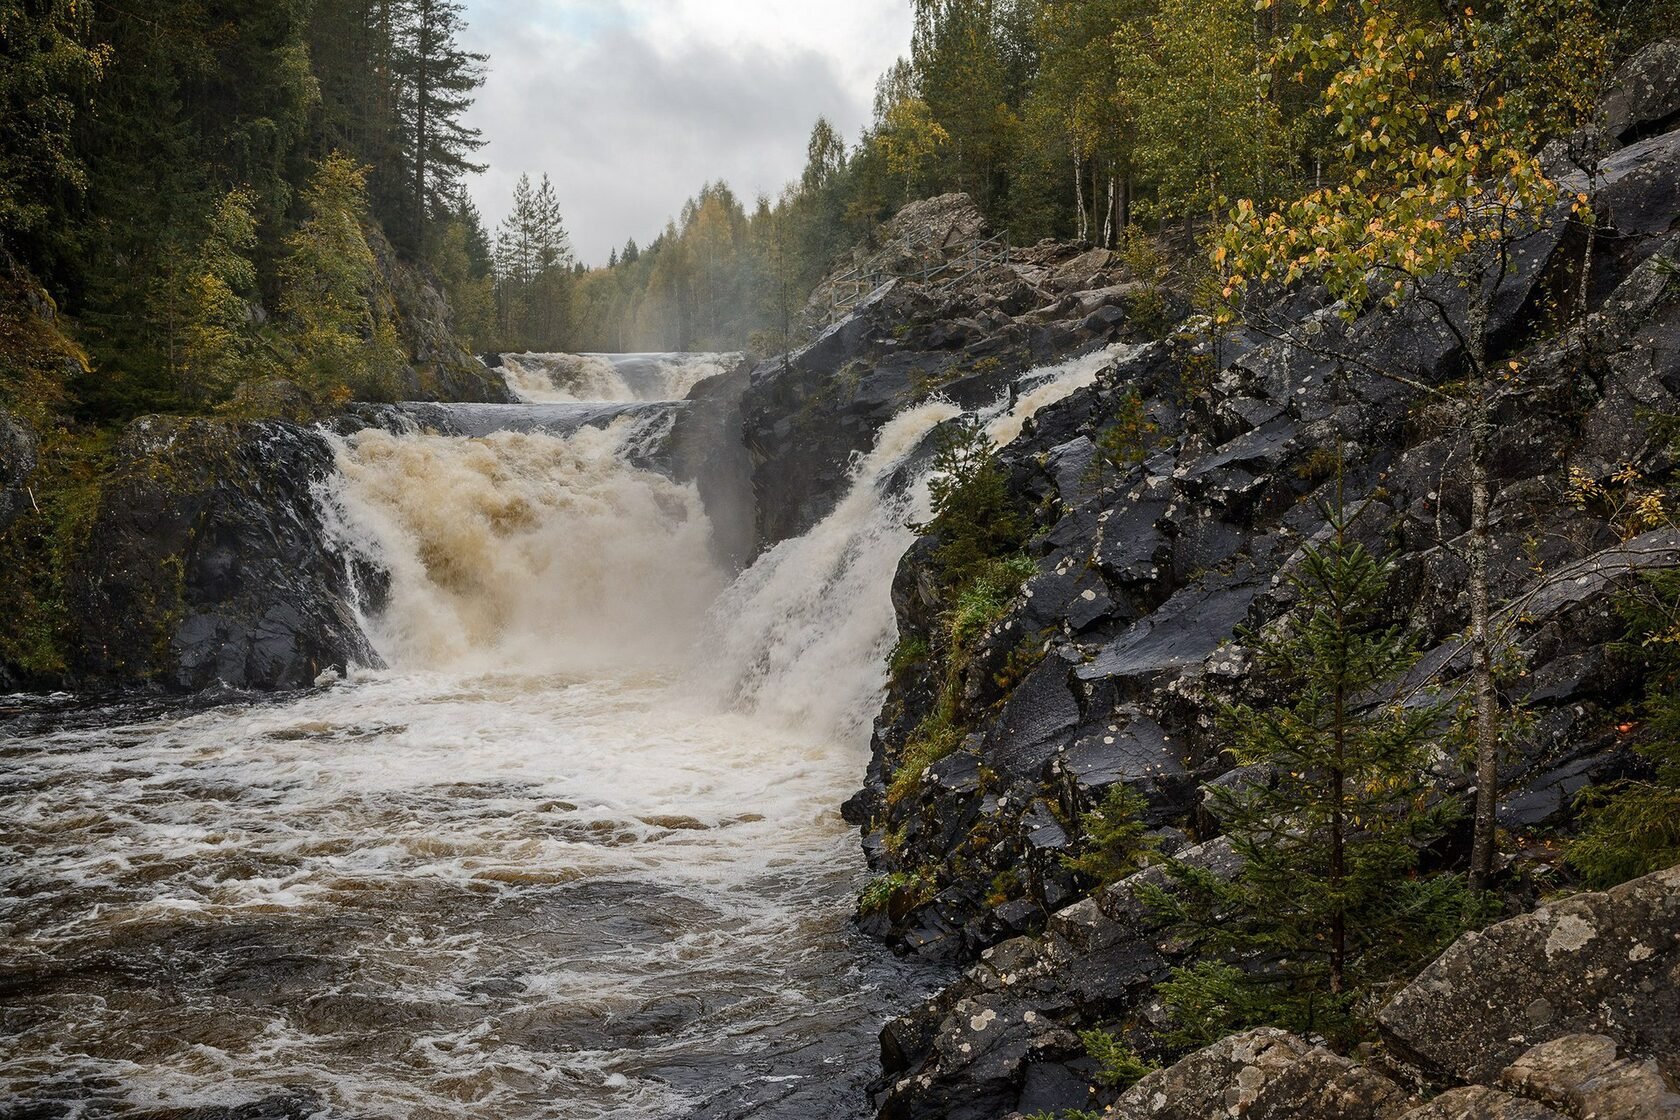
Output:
top-left (465, 16), bottom-right (870, 265)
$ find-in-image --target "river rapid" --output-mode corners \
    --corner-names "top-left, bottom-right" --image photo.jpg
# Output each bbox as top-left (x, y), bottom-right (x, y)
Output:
top-left (0, 349), bottom-right (1123, 1119)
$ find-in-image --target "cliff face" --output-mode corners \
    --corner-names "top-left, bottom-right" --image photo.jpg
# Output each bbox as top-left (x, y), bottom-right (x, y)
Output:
top-left (742, 195), bottom-right (1184, 551)
top-left (841, 65), bottom-right (1680, 1120)
top-left (59, 416), bottom-right (381, 692)
top-left (366, 225), bottom-right (517, 406)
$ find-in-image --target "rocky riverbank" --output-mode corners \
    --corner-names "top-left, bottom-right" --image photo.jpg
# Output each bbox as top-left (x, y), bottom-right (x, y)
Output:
top-left (812, 42), bottom-right (1680, 1120)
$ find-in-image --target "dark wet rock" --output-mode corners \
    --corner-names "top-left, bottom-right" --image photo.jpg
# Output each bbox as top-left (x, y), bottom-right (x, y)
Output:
top-left (0, 406), bottom-right (37, 537)
top-left (1378, 865), bottom-right (1680, 1086)
top-left (66, 417), bottom-right (378, 691)
top-left (1592, 128), bottom-right (1680, 242)
top-left (871, 843), bottom-right (1236, 1119)
top-left (1077, 570), bottom-right (1263, 684)
top-left (128, 1090), bottom-right (330, 1120)
top-left (673, 358), bottom-right (758, 570)
top-left (1604, 39), bottom-right (1680, 146)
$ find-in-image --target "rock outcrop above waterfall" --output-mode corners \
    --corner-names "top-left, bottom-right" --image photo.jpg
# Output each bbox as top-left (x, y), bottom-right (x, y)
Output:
top-left (63, 417), bottom-right (378, 691)
top-left (369, 225), bottom-right (518, 405)
top-left (846, 110), bottom-right (1680, 1117)
top-left (742, 196), bottom-right (1184, 548)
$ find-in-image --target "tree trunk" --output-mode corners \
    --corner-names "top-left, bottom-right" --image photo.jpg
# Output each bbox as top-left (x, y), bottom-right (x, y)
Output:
top-left (1466, 311), bottom-right (1500, 892)
top-left (1102, 171), bottom-right (1117, 249)
top-left (1073, 151), bottom-right (1086, 243)
top-left (413, 5), bottom-right (431, 245)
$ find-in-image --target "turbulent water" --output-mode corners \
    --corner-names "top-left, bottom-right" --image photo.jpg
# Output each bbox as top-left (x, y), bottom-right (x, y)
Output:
top-left (500, 353), bottom-right (739, 405)
top-left (0, 347), bottom-right (1124, 1120)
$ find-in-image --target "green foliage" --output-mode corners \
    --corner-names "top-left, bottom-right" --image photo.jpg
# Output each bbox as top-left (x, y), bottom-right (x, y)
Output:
top-left (170, 190), bottom-right (269, 407)
top-left (1152, 509), bottom-right (1484, 1048)
top-left (1126, 0), bottom-right (1288, 225)
top-left (1567, 570), bottom-right (1680, 888)
top-left (859, 868), bottom-right (939, 914)
top-left (1079, 1027), bottom-right (1159, 1089)
top-left (1063, 784), bottom-right (1156, 887)
top-left (888, 709), bottom-right (965, 804)
top-left (949, 555), bottom-right (1038, 648)
top-left (925, 416), bottom-right (1030, 590)
top-left (889, 633), bottom-right (933, 682)
top-left (0, 428), bottom-right (112, 677)
top-left (1088, 390), bottom-right (1157, 488)
top-left (278, 154), bottom-right (405, 402)
top-left (882, 416), bottom-right (1039, 805)
top-left (0, 0), bottom-right (109, 248)
top-left (1152, 960), bottom-right (1284, 1050)
top-left (879, 97), bottom-right (951, 199)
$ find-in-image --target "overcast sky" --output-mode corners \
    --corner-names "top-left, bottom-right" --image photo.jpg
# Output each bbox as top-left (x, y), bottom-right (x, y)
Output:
top-left (459, 1), bottom-right (914, 266)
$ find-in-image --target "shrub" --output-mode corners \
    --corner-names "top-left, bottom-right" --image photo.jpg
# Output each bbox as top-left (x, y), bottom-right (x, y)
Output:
top-left (1062, 784), bottom-right (1156, 887)
top-left (1080, 1027), bottom-right (1159, 1089)
top-left (1567, 569), bottom-right (1680, 887)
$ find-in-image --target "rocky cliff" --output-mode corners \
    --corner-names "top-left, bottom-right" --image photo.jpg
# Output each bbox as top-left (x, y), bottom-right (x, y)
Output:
top-left (367, 225), bottom-right (517, 405)
top-left (743, 195), bottom-right (1182, 549)
top-left (833, 46), bottom-right (1680, 1120)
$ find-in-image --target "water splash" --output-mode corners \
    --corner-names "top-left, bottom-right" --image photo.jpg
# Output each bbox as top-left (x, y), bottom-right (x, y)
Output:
top-left (501, 353), bottom-right (737, 404)
top-left (320, 421), bottom-right (723, 676)
top-left (692, 400), bottom-right (960, 745)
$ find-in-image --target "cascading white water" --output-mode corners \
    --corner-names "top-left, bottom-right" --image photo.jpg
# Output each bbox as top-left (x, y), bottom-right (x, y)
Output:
top-left (321, 422), bottom-right (723, 675)
top-left (501, 352), bottom-right (737, 404)
top-left (698, 401), bottom-right (959, 743)
top-left (0, 344), bottom-right (1126, 1120)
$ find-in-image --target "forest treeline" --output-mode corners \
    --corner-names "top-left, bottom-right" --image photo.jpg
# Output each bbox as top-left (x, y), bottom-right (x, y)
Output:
top-left (553, 0), bottom-right (1680, 354)
top-left (5, 0), bottom-right (1679, 410)
top-left (1, 0), bottom-right (493, 420)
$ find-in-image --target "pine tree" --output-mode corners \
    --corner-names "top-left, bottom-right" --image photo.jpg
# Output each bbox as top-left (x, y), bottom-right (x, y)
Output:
top-left (1567, 569), bottom-right (1680, 887)
top-left (494, 173), bottom-right (537, 345)
top-left (1152, 502), bottom-right (1481, 1048)
top-left (393, 0), bottom-right (486, 244)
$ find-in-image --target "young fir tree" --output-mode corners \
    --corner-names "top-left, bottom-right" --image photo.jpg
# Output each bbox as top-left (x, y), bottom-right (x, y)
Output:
top-left (278, 153), bottom-right (405, 402)
top-left (175, 189), bottom-right (267, 406)
top-left (1152, 500), bottom-right (1481, 1048)
top-left (1567, 569), bottom-right (1680, 887)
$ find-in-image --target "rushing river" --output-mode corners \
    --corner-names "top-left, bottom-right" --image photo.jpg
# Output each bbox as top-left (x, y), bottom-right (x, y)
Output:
top-left (0, 348), bottom-right (1124, 1119)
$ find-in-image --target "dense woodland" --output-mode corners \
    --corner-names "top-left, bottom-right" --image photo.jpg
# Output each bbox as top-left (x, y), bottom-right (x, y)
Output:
top-left (0, 0), bottom-right (493, 420)
top-left (561, 0), bottom-right (1680, 352)
top-left (5, 0), bottom-right (1678, 401)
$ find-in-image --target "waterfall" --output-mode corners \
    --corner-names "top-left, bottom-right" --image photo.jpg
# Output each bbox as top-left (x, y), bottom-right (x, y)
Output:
top-left (501, 352), bottom-right (738, 404)
top-left (322, 342), bottom-right (1134, 740)
top-left (2, 344), bottom-right (1130, 1120)
top-left (695, 401), bottom-right (958, 743)
top-left (320, 421), bottom-right (724, 676)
